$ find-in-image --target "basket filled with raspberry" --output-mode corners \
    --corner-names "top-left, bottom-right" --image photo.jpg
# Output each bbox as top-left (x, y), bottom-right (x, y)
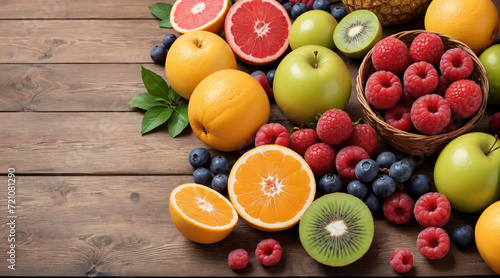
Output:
top-left (357, 30), bottom-right (489, 156)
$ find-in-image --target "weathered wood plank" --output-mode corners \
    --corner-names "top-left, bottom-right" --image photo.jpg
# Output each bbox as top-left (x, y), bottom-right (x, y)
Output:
top-left (0, 175), bottom-right (494, 276)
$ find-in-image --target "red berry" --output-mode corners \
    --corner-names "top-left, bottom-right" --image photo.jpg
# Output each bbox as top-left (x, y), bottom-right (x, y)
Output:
top-left (372, 37), bottom-right (410, 75)
top-left (316, 108), bottom-right (353, 145)
top-left (289, 128), bottom-right (319, 156)
top-left (417, 227), bottom-right (450, 259)
top-left (410, 32), bottom-right (444, 66)
top-left (228, 249), bottom-right (249, 270)
top-left (390, 248), bottom-right (413, 273)
top-left (439, 48), bottom-right (473, 82)
top-left (403, 61), bottom-right (439, 98)
top-left (383, 193), bottom-right (415, 224)
top-left (255, 238), bottom-right (282, 266)
top-left (444, 79), bottom-right (482, 119)
top-left (255, 123), bottom-right (290, 147)
top-left (365, 70), bottom-right (402, 110)
top-left (398, 88), bottom-right (417, 107)
top-left (335, 145), bottom-right (369, 179)
top-left (304, 143), bottom-right (337, 177)
top-left (252, 72), bottom-right (272, 95)
top-left (385, 104), bottom-right (413, 132)
top-left (410, 94), bottom-right (451, 135)
top-left (489, 112), bottom-right (500, 136)
top-left (414, 192), bottom-right (451, 228)
top-left (344, 124), bottom-right (379, 157)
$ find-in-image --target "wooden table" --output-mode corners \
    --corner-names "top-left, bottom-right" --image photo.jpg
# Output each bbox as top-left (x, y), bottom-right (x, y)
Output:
top-left (0, 0), bottom-right (498, 276)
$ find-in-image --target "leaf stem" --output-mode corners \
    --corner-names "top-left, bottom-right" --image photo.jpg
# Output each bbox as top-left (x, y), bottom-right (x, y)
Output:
top-left (487, 135), bottom-right (500, 155)
top-left (314, 50), bottom-right (318, 69)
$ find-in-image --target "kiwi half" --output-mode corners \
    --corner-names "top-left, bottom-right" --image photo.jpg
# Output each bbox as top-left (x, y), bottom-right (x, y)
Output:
top-left (299, 192), bottom-right (374, 267)
top-left (333, 9), bottom-right (382, 59)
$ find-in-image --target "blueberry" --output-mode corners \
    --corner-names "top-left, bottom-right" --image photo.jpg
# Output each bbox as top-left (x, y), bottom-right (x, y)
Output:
top-left (291, 3), bottom-right (308, 19)
top-left (319, 173), bottom-right (343, 194)
top-left (150, 45), bottom-right (167, 64)
top-left (401, 156), bottom-right (416, 172)
top-left (188, 148), bottom-right (211, 168)
top-left (389, 160), bottom-right (413, 183)
top-left (452, 224), bottom-right (474, 249)
top-left (282, 1), bottom-right (292, 15)
top-left (376, 151), bottom-right (397, 169)
top-left (330, 6), bottom-right (348, 22)
top-left (210, 156), bottom-right (230, 175)
top-left (266, 69), bottom-right (276, 88)
top-left (364, 193), bottom-right (381, 213)
top-left (312, 0), bottom-right (330, 12)
top-left (193, 167), bottom-right (212, 186)
top-left (372, 174), bottom-right (396, 198)
top-left (347, 179), bottom-right (369, 199)
top-left (251, 70), bottom-right (266, 77)
top-left (162, 33), bottom-right (177, 50)
top-left (406, 174), bottom-right (431, 200)
top-left (211, 174), bottom-right (228, 193)
top-left (355, 159), bottom-right (379, 182)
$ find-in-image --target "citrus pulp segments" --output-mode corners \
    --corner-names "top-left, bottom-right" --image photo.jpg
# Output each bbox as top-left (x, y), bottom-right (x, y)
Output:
top-left (169, 183), bottom-right (238, 244)
top-left (227, 145), bottom-right (316, 231)
top-left (170, 0), bottom-right (230, 34)
top-left (224, 0), bottom-right (292, 65)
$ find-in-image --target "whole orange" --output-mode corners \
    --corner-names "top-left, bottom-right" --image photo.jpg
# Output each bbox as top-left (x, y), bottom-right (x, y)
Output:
top-left (165, 30), bottom-right (237, 100)
top-left (424, 0), bottom-right (499, 54)
top-left (188, 69), bottom-right (270, 152)
top-left (475, 200), bottom-right (500, 275)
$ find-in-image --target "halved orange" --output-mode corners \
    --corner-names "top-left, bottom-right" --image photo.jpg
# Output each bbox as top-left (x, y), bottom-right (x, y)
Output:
top-left (170, 0), bottom-right (230, 34)
top-left (227, 145), bottom-right (316, 231)
top-left (169, 183), bottom-right (238, 244)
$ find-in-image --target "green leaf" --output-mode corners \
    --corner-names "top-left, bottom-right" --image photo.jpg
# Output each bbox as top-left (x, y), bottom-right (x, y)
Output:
top-left (168, 86), bottom-right (182, 103)
top-left (141, 66), bottom-right (172, 102)
top-left (148, 3), bottom-right (172, 20)
top-left (129, 93), bottom-right (167, 110)
top-left (141, 106), bottom-right (173, 135)
top-left (168, 104), bottom-right (189, 138)
top-left (159, 18), bottom-right (172, 28)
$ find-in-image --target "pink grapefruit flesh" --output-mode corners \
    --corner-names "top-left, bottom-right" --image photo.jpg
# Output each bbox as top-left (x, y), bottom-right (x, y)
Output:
top-left (224, 0), bottom-right (291, 65)
top-left (170, 0), bottom-right (229, 34)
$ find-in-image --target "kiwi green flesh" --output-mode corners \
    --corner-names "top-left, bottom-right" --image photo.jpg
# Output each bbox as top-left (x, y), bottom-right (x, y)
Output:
top-left (299, 192), bottom-right (374, 267)
top-left (333, 10), bottom-right (382, 59)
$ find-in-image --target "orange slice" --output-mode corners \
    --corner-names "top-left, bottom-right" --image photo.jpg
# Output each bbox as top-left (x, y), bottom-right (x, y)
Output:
top-left (170, 0), bottom-right (230, 34)
top-left (169, 183), bottom-right (238, 244)
top-left (227, 145), bottom-right (316, 231)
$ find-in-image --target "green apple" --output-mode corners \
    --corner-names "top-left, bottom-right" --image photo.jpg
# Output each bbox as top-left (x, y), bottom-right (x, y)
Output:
top-left (479, 44), bottom-right (500, 106)
top-left (273, 45), bottom-right (351, 127)
top-left (288, 10), bottom-right (338, 50)
top-left (434, 132), bottom-right (500, 213)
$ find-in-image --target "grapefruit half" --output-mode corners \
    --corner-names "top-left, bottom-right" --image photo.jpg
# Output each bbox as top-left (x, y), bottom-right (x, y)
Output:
top-left (224, 0), bottom-right (292, 65)
top-left (170, 0), bottom-right (230, 34)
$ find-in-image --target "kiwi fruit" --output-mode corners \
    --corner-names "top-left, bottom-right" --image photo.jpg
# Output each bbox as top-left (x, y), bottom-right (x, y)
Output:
top-left (299, 192), bottom-right (374, 267)
top-left (333, 9), bottom-right (382, 59)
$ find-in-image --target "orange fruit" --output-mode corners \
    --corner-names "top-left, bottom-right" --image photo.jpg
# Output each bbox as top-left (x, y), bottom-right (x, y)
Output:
top-left (188, 69), bottom-right (270, 152)
top-left (424, 0), bottom-right (499, 53)
top-left (227, 144), bottom-right (316, 231)
top-left (169, 183), bottom-right (238, 244)
top-left (165, 30), bottom-right (237, 100)
top-left (475, 200), bottom-right (500, 275)
top-left (170, 0), bottom-right (230, 34)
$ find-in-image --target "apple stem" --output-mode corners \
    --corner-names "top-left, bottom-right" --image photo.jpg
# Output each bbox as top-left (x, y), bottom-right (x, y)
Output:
top-left (487, 135), bottom-right (500, 155)
top-left (314, 50), bottom-right (318, 69)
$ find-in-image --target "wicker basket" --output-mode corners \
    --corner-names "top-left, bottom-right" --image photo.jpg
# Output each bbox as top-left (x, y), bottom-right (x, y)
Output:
top-left (357, 30), bottom-right (489, 156)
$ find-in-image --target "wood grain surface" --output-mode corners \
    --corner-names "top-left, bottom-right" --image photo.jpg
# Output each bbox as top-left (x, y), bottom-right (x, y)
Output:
top-left (0, 0), bottom-right (499, 276)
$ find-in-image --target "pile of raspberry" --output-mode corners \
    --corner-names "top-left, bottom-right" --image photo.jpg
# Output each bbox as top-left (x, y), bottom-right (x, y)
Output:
top-left (366, 32), bottom-right (483, 135)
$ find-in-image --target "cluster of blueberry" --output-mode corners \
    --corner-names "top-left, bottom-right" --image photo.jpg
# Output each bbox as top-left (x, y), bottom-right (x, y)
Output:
top-left (276, 0), bottom-right (348, 21)
top-left (150, 33), bottom-right (178, 64)
top-left (189, 147), bottom-right (230, 193)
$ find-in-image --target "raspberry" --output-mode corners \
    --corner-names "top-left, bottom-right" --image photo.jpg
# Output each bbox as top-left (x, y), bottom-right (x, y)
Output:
top-left (335, 145), bottom-right (369, 179)
top-left (435, 75), bottom-right (451, 95)
top-left (439, 48), bottom-right (473, 82)
top-left (417, 227), bottom-right (450, 259)
top-left (228, 249), bottom-right (249, 270)
top-left (489, 112), bottom-right (500, 136)
top-left (255, 123), bottom-right (290, 147)
top-left (365, 71), bottom-right (402, 110)
top-left (289, 128), bottom-right (319, 156)
top-left (372, 37), bottom-right (410, 75)
top-left (410, 94), bottom-right (451, 135)
top-left (414, 192), bottom-right (451, 228)
top-left (409, 32), bottom-right (444, 66)
top-left (441, 117), bottom-right (462, 133)
top-left (385, 104), bottom-right (413, 132)
top-left (304, 143), bottom-right (337, 177)
top-left (403, 61), bottom-right (439, 98)
top-left (444, 79), bottom-right (483, 119)
top-left (255, 238), bottom-right (282, 266)
top-left (344, 124), bottom-right (379, 157)
top-left (390, 248), bottom-right (413, 273)
top-left (398, 88), bottom-right (416, 107)
top-left (316, 108), bottom-right (353, 145)
top-left (383, 193), bottom-right (415, 224)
